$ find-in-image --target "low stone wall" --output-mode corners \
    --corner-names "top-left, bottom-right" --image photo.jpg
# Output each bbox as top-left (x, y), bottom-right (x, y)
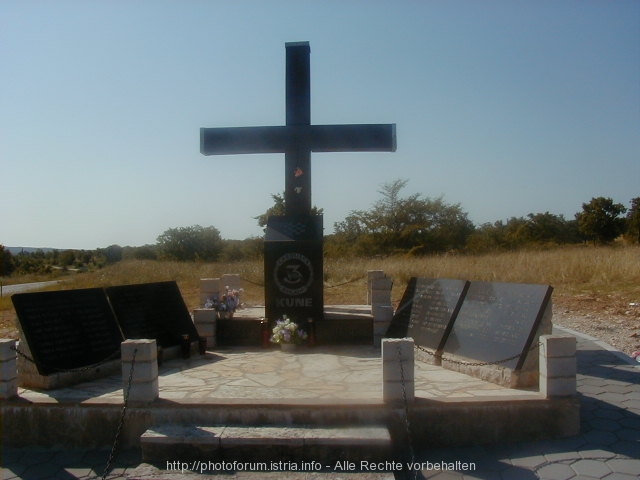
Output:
top-left (0, 396), bottom-right (579, 449)
top-left (1, 334), bottom-right (580, 449)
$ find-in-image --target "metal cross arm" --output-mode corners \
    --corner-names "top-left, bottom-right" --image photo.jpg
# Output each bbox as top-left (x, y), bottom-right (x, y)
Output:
top-left (200, 123), bottom-right (397, 156)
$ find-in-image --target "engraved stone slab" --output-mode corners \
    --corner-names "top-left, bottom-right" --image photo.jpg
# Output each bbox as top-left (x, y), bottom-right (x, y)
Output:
top-left (11, 288), bottom-right (123, 376)
top-left (386, 278), bottom-right (469, 351)
top-left (106, 281), bottom-right (199, 348)
top-left (264, 215), bottom-right (323, 323)
top-left (442, 281), bottom-right (553, 371)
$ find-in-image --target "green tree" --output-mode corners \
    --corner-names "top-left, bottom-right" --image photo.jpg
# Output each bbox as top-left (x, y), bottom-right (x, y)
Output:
top-left (0, 245), bottom-right (14, 276)
top-left (576, 197), bottom-right (627, 244)
top-left (626, 197), bottom-right (640, 244)
top-left (12, 251), bottom-right (50, 274)
top-left (255, 192), bottom-right (323, 229)
top-left (522, 212), bottom-right (581, 245)
top-left (465, 221), bottom-right (507, 253)
top-left (59, 249), bottom-right (77, 266)
top-left (123, 245), bottom-right (158, 260)
top-left (465, 212), bottom-right (581, 253)
top-left (333, 179), bottom-right (474, 255)
top-left (100, 244), bottom-right (123, 264)
top-left (156, 225), bottom-right (222, 261)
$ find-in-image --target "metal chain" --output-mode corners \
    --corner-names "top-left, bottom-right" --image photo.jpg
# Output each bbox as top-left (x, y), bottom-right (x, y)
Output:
top-left (10, 345), bottom-right (36, 364)
top-left (397, 345), bottom-right (417, 480)
top-left (237, 274), bottom-right (367, 289)
top-left (11, 342), bottom-right (137, 479)
top-left (415, 341), bottom-right (541, 367)
top-left (239, 276), bottom-right (264, 287)
top-left (324, 274), bottom-right (367, 289)
top-left (10, 345), bottom-right (120, 374)
top-left (100, 347), bottom-right (137, 480)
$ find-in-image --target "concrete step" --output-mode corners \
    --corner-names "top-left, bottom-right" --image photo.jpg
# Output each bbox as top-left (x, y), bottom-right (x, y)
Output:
top-left (141, 424), bottom-right (393, 467)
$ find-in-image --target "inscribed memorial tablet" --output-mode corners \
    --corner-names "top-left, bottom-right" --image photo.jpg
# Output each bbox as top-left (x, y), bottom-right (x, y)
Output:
top-left (12, 288), bottom-right (123, 375)
top-left (442, 281), bottom-right (553, 370)
top-left (386, 278), bottom-right (469, 350)
top-left (106, 281), bottom-right (199, 348)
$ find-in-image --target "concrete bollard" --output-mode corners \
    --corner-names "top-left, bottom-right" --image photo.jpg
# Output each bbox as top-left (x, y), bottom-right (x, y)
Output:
top-left (539, 335), bottom-right (576, 398)
top-left (370, 277), bottom-right (393, 307)
top-left (369, 271), bottom-right (393, 346)
top-left (193, 308), bottom-right (217, 349)
top-left (121, 339), bottom-right (159, 403)
top-left (372, 305), bottom-right (394, 348)
top-left (382, 338), bottom-right (415, 403)
top-left (367, 270), bottom-right (386, 305)
top-left (0, 339), bottom-right (18, 400)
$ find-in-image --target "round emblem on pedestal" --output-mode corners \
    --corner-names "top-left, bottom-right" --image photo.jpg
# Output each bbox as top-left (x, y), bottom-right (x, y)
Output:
top-left (274, 253), bottom-right (314, 296)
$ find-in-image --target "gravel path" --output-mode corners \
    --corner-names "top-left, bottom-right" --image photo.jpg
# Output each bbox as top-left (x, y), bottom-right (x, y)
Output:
top-left (554, 298), bottom-right (640, 360)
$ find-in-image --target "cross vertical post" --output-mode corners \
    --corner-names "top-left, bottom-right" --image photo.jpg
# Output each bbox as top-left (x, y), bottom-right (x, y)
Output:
top-left (285, 42), bottom-right (311, 216)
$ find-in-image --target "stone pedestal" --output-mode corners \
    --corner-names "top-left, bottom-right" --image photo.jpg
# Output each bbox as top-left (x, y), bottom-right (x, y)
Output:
top-left (370, 276), bottom-right (392, 306)
top-left (0, 339), bottom-right (18, 400)
top-left (367, 270), bottom-right (386, 305)
top-left (372, 305), bottom-right (393, 348)
top-left (540, 335), bottom-right (576, 397)
top-left (264, 215), bottom-right (323, 323)
top-left (193, 309), bottom-right (217, 349)
top-left (382, 338), bottom-right (414, 403)
top-left (121, 339), bottom-right (159, 403)
top-left (369, 271), bottom-right (393, 347)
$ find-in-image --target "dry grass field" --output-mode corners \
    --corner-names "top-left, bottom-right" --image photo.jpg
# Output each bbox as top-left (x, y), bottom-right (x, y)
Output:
top-left (2, 245), bottom-right (639, 354)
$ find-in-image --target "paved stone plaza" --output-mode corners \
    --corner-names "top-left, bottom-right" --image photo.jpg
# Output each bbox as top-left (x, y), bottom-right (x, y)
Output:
top-left (2, 326), bottom-right (639, 479)
top-left (16, 347), bottom-right (535, 406)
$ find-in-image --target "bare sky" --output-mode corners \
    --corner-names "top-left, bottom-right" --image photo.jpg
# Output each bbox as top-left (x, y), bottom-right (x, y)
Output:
top-left (2, 1), bottom-right (638, 249)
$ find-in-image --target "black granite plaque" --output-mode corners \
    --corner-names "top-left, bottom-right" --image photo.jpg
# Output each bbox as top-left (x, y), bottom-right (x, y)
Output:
top-left (442, 281), bottom-right (553, 370)
top-left (106, 281), bottom-right (199, 348)
top-left (264, 215), bottom-right (324, 323)
top-left (386, 278), bottom-right (469, 350)
top-left (11, 288), bottom-right (124, 376)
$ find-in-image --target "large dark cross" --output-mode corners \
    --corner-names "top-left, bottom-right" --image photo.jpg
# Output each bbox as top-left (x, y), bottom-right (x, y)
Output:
top-left (200, 42), bottom-right (396, 216)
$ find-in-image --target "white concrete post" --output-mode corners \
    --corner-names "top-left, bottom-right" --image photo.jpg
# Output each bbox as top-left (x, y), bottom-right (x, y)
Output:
top-left (121, 339), bottom-right (159, 403)
top-left (0, 339), bottom-right (18, 400)
top-left (369, 273), bottom-right (392, 307)
top-left (539, 335), bottom-right (576, 398)
top-left (382, 338), bottom-right (415, 403)
top-left (370, 271), bottom-right (393, 347)
top-left (372, 305), bottom-right (394, 348)
top-left (367, 270), bottom-right (386, 305)
top-left (193, 308), bottom-right (217, 349)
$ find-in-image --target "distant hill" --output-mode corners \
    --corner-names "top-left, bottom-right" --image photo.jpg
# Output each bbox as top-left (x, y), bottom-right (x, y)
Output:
top-left (6, 247), bottom-right (59, 255)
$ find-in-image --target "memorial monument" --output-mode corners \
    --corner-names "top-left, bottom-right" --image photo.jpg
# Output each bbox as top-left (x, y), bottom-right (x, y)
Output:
top-left (201, 42), bottom-right (396, 323)
top-left (386, 278), bottom-right (554, 387)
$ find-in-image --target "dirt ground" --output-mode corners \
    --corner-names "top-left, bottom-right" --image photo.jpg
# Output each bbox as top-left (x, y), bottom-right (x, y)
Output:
top-left (554, 293), bottom-right (640, 359)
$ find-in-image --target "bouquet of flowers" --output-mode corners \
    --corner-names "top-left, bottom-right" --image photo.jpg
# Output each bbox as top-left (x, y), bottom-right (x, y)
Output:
top-left (270, 315), bottom-right (308, 345)
top-left (204, 286), bottom-right (243, 317)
